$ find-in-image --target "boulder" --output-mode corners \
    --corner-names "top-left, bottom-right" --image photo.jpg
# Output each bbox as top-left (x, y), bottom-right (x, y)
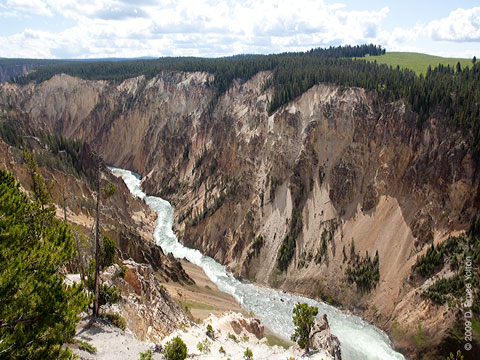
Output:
top-left (238, 318), bottom-right (264, 340)
top-left (229, 316), bottom-right (265, 339)
top-left (310, 314), bottom-right (342, 360)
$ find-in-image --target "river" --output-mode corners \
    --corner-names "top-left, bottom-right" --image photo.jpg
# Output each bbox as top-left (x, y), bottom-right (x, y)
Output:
top-left (111, 167), bottom-right (405, 360)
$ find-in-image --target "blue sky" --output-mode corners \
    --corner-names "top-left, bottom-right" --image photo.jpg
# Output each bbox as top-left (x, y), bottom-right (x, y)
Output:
top-left (0, 0), bottom-right (479, 59)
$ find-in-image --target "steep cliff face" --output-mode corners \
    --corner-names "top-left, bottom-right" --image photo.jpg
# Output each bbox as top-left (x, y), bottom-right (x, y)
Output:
top-left (0, 63), bottom-right (36, 83)
top-left (1, 72), bottom-right (478, 357)
top-left (0, 109), bottom-right (193, 287)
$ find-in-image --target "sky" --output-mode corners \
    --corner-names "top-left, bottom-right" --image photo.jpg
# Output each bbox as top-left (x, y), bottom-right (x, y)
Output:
top-left (0, 0), bottom-right (479, 59)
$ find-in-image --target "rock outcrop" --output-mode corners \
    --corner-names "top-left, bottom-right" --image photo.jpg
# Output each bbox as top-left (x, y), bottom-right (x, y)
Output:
top-left (310, 314), bottom-right (342, 360)
top-left (229, 316), bottom-right (265, 340)
top-left (103, 260), bottom-right (189, 341)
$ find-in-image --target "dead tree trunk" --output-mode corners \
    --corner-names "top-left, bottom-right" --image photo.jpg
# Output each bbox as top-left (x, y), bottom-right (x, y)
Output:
top-left (93, 157), bottom-right (101, 318)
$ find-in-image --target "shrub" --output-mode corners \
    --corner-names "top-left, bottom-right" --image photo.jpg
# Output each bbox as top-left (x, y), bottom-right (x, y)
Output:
top-left (75, 339), bottom-right (97, 354)
top-left (139, 349), bottom-right (154, 360)
top-left (117, 265), bottom-right (127, 279)
top-left (103, 312), bottom-right (126, 330)
top-left (219, 346), bottom-right (226, 355)
top-left (100, 284), bottom-right (122, 306)
top-left (164, 336), bottom-right (187, 360)
top-left (206, 324), bottom-right (215, 339)
top-left (244, 347), bottom-right (253, 359)
top-left (227, 333), bottom-right (238, 342)
top-left (252, 235), bottom-right (264, 256)
top-left (196, 338), bottom-right (211, 353)
top-left (446, 350), bottom-right (464, 360)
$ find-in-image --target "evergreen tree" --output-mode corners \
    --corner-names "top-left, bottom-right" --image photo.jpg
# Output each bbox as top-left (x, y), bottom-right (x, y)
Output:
top-left (92, 153), bottom-right (116, 318)
top-left (24, 149), bottom-right (52, 209)
top-left (291, 302), bottom-right (318, 353)
top-left (0, 170), bottom-right (91, 359)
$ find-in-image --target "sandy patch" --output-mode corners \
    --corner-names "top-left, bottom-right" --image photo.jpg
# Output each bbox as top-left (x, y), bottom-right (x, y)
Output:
top-left (72, 317), bottom-right (161, 360)
top-left (163, 260), bottom-right (245, 320)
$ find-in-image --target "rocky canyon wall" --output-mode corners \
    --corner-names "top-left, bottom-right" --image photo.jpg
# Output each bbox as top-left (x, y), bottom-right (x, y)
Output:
top-left (1, 72), bottom-right (478, 357)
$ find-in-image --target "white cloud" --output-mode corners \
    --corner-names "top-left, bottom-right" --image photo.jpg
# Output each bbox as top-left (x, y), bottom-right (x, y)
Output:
top-left (425, 7), bottom-right (480, 42)
top-left (5, 0), bottom-right (52, 16)
top-left (0, 0), bottom-right (395, 58)
top-left (0, 0), bottom-right (478, 58)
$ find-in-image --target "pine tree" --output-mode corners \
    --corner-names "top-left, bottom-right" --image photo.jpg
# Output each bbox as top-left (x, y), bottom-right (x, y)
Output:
top-left (91, 153), bottom-right (116, 318)
top-left (0, 169), bottom-right (91, 359)
top-left (291, 302), bottom-right (318, 353)
top-left (24, 149), bottom-right (52, 209)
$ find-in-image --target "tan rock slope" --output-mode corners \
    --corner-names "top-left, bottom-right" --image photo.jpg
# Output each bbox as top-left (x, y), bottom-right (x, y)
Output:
top-left (1, 71), bottom-right (478, 357)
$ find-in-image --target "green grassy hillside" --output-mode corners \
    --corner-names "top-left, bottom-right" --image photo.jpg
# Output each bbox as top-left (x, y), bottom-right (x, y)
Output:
top-left (361, 52), bottom-right (473, 75)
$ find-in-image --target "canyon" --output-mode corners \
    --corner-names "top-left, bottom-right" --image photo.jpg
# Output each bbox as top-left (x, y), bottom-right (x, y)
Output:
top-left (1, 70), bottom-right (478, 358)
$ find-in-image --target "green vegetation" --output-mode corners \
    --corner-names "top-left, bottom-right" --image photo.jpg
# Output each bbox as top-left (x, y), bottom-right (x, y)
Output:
top-left (0, 170), bottom-right (91, 358)
top-left (412, 242), bottom-right (447, 277)
top-left (243, 347), bottom-right (253, 360)
top-left (277, 160), bottom-right (313, 271)
top-left (219, 346), bottom-right (226, 355)
top-left (437, 320), bottom-right (479, 359)
top-left (361, 52), bottom-right (472, 75)
top-left (269, 176), bottom-right (280, 201)
top-left (117, 265), bottom-right (127, 279)
top-left (345, 250), bottom-right (380, 292)
top-left (187, 178), bottom-right (239, 226)
top-left (252, 234), bottom-right (265, 256)
top-left (196, 338), bottom-right (212, 353)
top-left (291, 302), bottom-right (318, 353)
top-left (414, 324), bottom-right (427, 350)
top-left (412, 221), bottom-right (480, 315)
top-left (102, 312), bottom-right (126, 331)
top-left (422, 275), bottom-right (465, 305)
top-left (0, 58), bottom-right (67, 81)
top-left (164, 336), bottom-right (187, 360)
top-left (265, 334), bottom-right (290, 349)
top-left (24, 149), bottom-right (53, 207)
top-left (85, 235), bottom-right (121, 307)
top-left (8, 45), bottom-right (480, 160)
top-left (206, 324), bottom-right (215, 339)
top-left (75, 339), bottom-right (97, 354)
top-left (0, 109), bottom-right (90, 181)
top-left (409, 220), bottom-right (480, 358)
top-left (0, 116), bottom-right (23, 148)
top-left (315, 219), bottom-right (339, 264)
top-left (227, 332), bottom-right (239, 343)
top-left (11, 45), bottom-right (381, 93)
top-left (139, 349), bottom-right (154, 360)
top-left (446, 350), bottom-right (464, 360)
top-left (278, 209), bottom-right (303, 271)
top-left (38, 133), bottom-right (89, 179)
top-left (180, 300), bottom-right (215, 311)
top-left (390, 321), bottom-right (407, 342)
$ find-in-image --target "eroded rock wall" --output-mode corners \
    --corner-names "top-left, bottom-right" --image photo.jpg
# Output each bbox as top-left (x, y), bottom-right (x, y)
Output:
top-left (1, 72), bottom-right (478, 357)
